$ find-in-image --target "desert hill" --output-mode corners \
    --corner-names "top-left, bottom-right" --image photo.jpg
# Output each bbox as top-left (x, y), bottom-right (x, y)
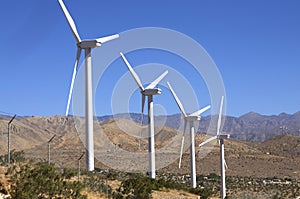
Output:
top-left (0, 115), bottom-right (299, 179)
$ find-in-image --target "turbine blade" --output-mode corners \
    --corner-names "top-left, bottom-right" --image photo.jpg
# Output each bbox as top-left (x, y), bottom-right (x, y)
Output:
top-left (120, 52), bottom-right (144, 91)
top-left (58, 0), bottom-right (81, 43)
top-left (145, 70), bottom-right (168, 89)
top-left (96, 34), bottom-right (119, 44)
top-left (217, 96), bottom-right (224, 135)
top-left (65, 48), bottom-right (81, 116)
top-left (224, 159), bottom-right (228, 169)
top-left (179, 121), bottom-right (187, 169)
top-left (199, 135), bottom-right (218, 147)
top-left (139, 95), bottom-right (146, 150)
top-left (178, 136), bottom-right (185, 169)
top-left (190, 105), bottom-right (211, 117)
top-left (167, 82), bottom-right (187, 118)
top-left (142, 95), bottom-right (145, 117)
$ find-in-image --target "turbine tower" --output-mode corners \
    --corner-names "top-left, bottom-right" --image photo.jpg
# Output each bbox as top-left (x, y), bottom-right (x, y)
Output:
top-left (199, 96), bottom-right (230, 199)
top-left (167, 82), bottom-right (210, 188)
top-left (120, 52), bottom-right (168, 179)
top-left (58, 0), bottom-right (119, 171)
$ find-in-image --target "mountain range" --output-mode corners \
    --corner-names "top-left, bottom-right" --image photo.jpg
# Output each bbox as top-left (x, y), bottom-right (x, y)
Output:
top-left (98, 111), bottom-right (300, 141)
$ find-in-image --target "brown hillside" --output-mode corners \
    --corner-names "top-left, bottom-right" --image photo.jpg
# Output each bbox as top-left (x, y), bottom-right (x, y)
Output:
top-left (0, 115), bottom-right (299, 179)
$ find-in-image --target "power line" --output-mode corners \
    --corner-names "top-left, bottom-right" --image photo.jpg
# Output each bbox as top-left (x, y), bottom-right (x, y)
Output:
top-left (0, 110), bottom-right (16, 117)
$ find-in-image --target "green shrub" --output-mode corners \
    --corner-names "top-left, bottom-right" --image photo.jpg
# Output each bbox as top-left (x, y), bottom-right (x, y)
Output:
top-left (113, 173), bottom-right (158, 199)
top-left (0, 150), bottom-right (26, 165)
top-left (113, 173), bottom-right (189, 199)
top-left (190, 187), bottom-right (212, 199)
top-left (62, 167), bottom-right (78, 179)
top-left (83, 174), bottom-right (112, 195)
top-left (9, 163), bottom-right (87, 199)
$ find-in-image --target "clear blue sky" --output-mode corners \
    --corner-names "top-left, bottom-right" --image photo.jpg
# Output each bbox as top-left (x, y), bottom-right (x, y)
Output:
top-left (0, 0), bottom-right (299, 117)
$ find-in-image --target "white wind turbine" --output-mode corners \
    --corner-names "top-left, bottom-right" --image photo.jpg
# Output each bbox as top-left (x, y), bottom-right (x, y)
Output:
top-left (58, 0), bottom-right (119, 171)
top-left (120, 52), bottom-right (168, 179)
top-left (167, 82), bottom-right (210, 188)
top-left (199, 96), bottom-right (230, 199)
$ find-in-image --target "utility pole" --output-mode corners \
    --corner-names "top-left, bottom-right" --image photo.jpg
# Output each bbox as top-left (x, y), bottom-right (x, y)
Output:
top-left (48, 135), bottom-right (56, 165)
top-left (78, 152), bottom-right (85, 182)
top-left (7, 114), bottom-right (16, 165)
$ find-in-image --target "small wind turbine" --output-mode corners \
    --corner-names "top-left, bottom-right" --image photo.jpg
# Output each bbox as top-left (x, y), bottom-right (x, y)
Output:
top-left (78, 152), bottom-right (85, 182)
top-left (48, 135), bottom-right (56, 165)
top-left (199, 96), bottom-right (229, 199)
top-left (120, 52), bottom-right (168, 179)
top-left (7, 114), bottom-right (16, 165)
top-left (58, 0), bottom-right (119, 171)
top-left (167, 82), bottom-right (210, 188)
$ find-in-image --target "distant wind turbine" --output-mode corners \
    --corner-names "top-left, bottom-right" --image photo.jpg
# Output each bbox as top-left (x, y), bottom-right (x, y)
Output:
top-left (7, 114), bottom-right (16, 165)
top-left (58, 0), bottom-right (119, 171)
top-left (48, 135), bottom-right (56, 165)
top-left (120, 52), bottom-right (168, 179)
top-left (167, 82), bottom-right (210, 188)
top-left (77, 152), bottom-right (85, 182)
top-left (199, 96), bottom-right (230, 199)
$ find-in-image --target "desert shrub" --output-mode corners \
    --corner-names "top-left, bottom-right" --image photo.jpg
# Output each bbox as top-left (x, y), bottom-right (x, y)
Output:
top-left (0, 150), bottom-right (26, 165)
top-left (113, 173), bottom-right (159, 199)
top-left (83, 174), bottom-right (112, 195)
top-left (156, 178), bottom-right (186, 191)
top-left (0, 181), bottom-right (8, 196)
top-left (272, 192), bottom-right (280, 199)
top-left (113, 173), bottom-right (189, 199)
top-left (62, 167), bottom-right (78, 179)
top-left (9, 163), bottom-right (87, 199)
top-left (189, 187), bottom-right (212, 199)
top-left (208, 173), bottom-right (219, 180)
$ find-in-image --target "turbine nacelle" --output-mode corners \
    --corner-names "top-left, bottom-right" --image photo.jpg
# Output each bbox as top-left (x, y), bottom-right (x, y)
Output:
top-left (185, 115), bottom-right (200, 122)
top-left (142, 88), bottom-right (162, 96)
top-left (77, 40), bottom-right (101, 49)
top-left (218, 134), bottom-right (230, 139)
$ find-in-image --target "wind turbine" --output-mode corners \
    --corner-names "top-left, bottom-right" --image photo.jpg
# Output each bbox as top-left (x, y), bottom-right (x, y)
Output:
top-left (58, 0), bottom-right (119, 171)
top-left (77, 152), bottom-right (85, 182)
top-left (120, 52), bottom-right (168, 179)
top-left (7, 114), bottom-right (16, 165)
top-left (167, 82), bottom-right (210, 188)
top-left (48, 135), bottom-right (56, 165)
top-left (199, 96), bottom-right (230, 199)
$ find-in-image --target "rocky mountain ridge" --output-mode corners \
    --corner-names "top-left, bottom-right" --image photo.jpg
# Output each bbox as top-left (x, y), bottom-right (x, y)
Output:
top-left (98, 111), bottom-right (300, 141)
